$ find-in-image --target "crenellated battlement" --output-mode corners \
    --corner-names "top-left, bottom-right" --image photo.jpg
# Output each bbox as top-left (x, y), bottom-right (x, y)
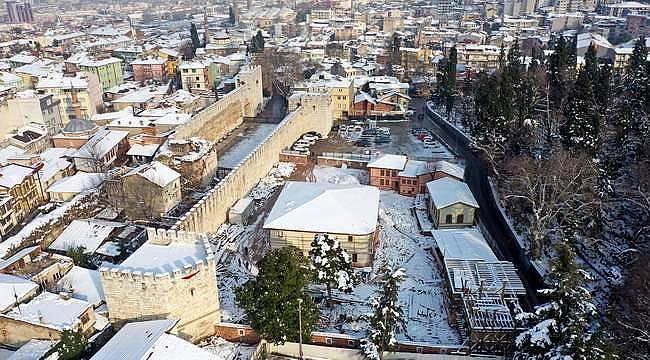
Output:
top-left (99, 227), bottom-right (214, 280)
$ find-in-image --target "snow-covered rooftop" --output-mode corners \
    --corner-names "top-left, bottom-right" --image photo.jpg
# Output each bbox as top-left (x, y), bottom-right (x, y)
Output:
top-left (91, 319), bottom-right (218, 360)
top-left (49, 219), bottom-right (124, 254)
top-left (433, 228), bottom-right (498, 261)
top-left (126, 143), bottom-right (160, 157)
top-left (426, 177), bottom-right (479, 209)
top-left (56, 266), bottom-right (105, 306)
top-left (366, 154), bottom-right (407, 170)
top-left (123, 161), bottom-right (180, 187)
top-left (112, 240), bottom-right (207, 274)
top-left (2, 291), bottom-right (91, 330)
top-left (46, 172), bottom-right (106, 194)
top-left (7, 339), bottom-right (56, 360)
top-left (0, 164), bottom-right (34, 189)
top-left (0, 273), bottom-right (39, 312)
top-left (264, 181), bottom-right (380, 235)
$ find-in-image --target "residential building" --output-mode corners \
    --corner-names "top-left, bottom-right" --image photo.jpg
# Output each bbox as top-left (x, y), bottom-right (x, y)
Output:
top-left (99, 229), bottom-right (220, 341)
top-left (263, 181), bottom-right (380, 267)
top-left (8, 126), bottom-right (48, 153)
top-left (179, 60), bottom-right (211, 93)
top-left (131, 57), bottom-right (168, 83)
top-left (71, 128), bottom-right (130, 172)
top-left (0, 163), bottom-right (44, 224)
top-left (0, 273), bottom-right (39, 312)
top-left (65, 54), bottom-right (124, 92)
top-left (5, 0), bottom-right (33, 23)
top-left (603, 1), bottom-right (650, 17)
top-left (0, 291), bottom-right (95, 347)
top-left (36, 73), bottom-right (103, 124)
top-left (112, 46), bottom-right (145, 71)
top-left (49, 219), bottom-right (124, 255)
top-left (3, 92), bottom-right (63, 137)
top-left (0, 196), bottom-right (16, 237)
top-left (46, 172), bottom-right (105, 202)
top-left (107, 161), bottom-right (182, 220)
top-left (426, 177), bottom-right (479, 228)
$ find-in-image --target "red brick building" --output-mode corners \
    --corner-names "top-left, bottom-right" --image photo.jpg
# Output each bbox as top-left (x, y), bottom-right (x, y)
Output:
top-left (367, 154), bottom-right (464, 196)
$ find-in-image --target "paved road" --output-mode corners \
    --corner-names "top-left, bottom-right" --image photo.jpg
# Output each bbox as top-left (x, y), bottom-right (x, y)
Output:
top-left (412, 98), bottom-right (544, 307)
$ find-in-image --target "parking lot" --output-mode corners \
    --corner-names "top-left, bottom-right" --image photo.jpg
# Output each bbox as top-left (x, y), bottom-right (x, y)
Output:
top-left (310, 119), bottom-right (455, 161)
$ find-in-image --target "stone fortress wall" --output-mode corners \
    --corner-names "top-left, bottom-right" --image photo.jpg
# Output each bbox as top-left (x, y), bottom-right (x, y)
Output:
top-left (173, 93), bottom-right (334, 234)
top-left (173, 65), bottom-right (263, 142)
top-left (99, 228), bottom-right (220, 341)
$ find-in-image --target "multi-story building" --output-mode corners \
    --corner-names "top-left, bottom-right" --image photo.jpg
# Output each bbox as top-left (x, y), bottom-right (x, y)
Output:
top-left (36, 73), bottom-right (103, 124)
top-left (112, 46), bottom-right (144, 71)
top-left (2, 92), bottom-right (63, 137)
top-left (302, 77), bottom-right (354, 120)
top-left (0, 163), bottom-right (44, 225)
top-left (503, 0), bottom-right (537, 16)
top-left (179, 60), bottom-right (211, 93)
top-left (5, 0), bottom-right (33, 23)
top-left (100, 229), bottom-right (220, 342)
top-left (108, 161), bottom-right (181, 220)
top-left (131, 57), bottom-right (168, 83)
top-left (457, 44), bottom-right (501, 72)
top-left (0, 196), bottom-right (16, 237)
top-left (65, 54), bottom-right (124, 92)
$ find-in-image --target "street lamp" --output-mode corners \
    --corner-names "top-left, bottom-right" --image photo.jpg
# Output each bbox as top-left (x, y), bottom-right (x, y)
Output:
top-left (297, 298), bottom-right (304, 360)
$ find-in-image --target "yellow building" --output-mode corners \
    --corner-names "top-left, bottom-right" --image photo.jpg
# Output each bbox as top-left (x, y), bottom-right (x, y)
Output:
top-left (426, 177), bottom-right (479, 229)
top-left (0, 164), bottom-right (44, 226)
top-left (308, 77), bottom-right (354, 120)
top-left (264, 182), bottom-right (380, 267)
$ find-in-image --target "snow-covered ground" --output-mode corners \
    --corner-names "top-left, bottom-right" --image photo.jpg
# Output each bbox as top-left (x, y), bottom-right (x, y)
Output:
top-left (200, 336), bottom-right (258, 360)
top-left (317, 191), bottom-right (461, 345)
top-left (213, 161), bottom-right (461, 345)
top-left (214, 162), bottom-right (295, 323)
top-left (310, 164), bottom-right (368, 185)
top-left (218, 124), bottom-right (278, 168)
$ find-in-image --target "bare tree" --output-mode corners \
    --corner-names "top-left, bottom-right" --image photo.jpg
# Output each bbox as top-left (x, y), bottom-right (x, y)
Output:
top-left (500, 150), bottom-right (600, 258)
top-left (252, 48), bottom-right (304, 96)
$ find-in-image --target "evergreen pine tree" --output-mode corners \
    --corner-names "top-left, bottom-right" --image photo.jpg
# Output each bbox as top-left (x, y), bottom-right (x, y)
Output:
top-left (254, 30), bottom-right (265, 52)
top-left (562, 67), bottom-right (601, 153)
top-left (445, 46), bottom-right (457, 118)
top-left (235, 247), bottom-right (320, 344)
top-left (228, 5), bottom-right (236, 25)
top-left (309, 233), bottom-right (357, 308)
top-left (189, 23), bottom-right (201, 55)
top-left (361, 268), bottom-right (405, 360)
top-left (45, 329), bottom-right (86, 360)
top-left (514, 242), bottom-right (616, 360)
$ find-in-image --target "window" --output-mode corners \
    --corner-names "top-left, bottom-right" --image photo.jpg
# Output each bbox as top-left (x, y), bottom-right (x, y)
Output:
top-left (352, 253), bottom-right (358, 262)
top-left (348, 235), bottom-right (353, 242)
top-left (445, 214), bottom-right (453, 224)
top-left (238, 329), bottom-right (245, 336)
top-left (392, 170), bottom-right (397, 177)
top-left (80, 313), bottom-right (89, 324)
top-left (347, 340), bottom-right (355, 347)
top-left (456, 214), bottom-right (465, 223)
top-left (195, 76), bottom-right (200, 80)
top-left (190, 288), bottom-right (195, 296)
top-left (380, 169), bottom-right (385, 176)
top-left (380, 179), bottom-right (384, 186)
top-left (325, 338), bottom-right (333, 345)
top-left (401, 179), bottom-right (406, 184)
top-left (416, 346), bottom-right (423, 353)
